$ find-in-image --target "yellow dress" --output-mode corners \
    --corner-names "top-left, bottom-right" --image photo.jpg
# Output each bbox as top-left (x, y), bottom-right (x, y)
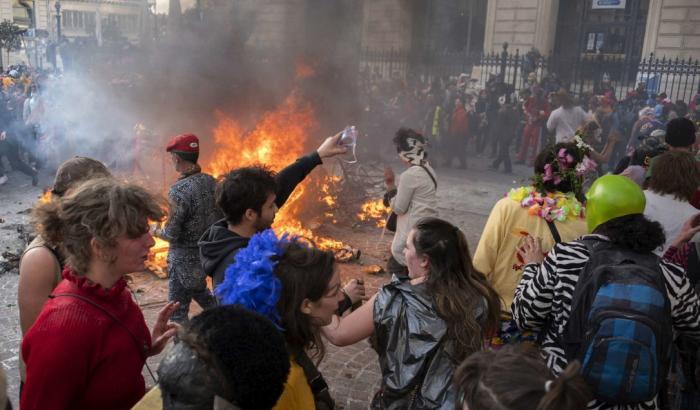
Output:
top-left (273, 358), bottom-right (315, 410)
top-left (473, 194), bottom-right (587, 311)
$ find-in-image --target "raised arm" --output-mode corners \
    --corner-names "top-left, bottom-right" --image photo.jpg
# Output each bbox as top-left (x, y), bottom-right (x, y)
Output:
top-left (274, 132), bottom-right (347, 208)
top-left (322, 293), bottom-right (377, 346)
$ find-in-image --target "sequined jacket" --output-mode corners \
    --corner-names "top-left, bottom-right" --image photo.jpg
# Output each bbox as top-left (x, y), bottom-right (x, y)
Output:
top-left (163, 172), bottom-right (221, 256)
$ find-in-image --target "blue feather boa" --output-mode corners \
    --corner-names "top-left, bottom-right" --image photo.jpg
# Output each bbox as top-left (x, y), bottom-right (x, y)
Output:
top-left (215, 229), bottom-right (289, 327)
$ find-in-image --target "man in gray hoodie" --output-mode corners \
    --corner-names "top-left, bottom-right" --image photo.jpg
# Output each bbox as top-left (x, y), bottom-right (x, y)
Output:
top-left (199, 132), bottom-right (347, 290)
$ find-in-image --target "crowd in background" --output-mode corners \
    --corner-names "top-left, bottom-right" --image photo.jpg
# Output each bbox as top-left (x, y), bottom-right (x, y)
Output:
top-left (0, 63), bottom-right (49, 187)
top-left (359, 68), bottom-right (700, 175)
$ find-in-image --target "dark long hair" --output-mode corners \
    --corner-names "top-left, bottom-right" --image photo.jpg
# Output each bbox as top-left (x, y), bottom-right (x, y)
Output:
top-left (274, 242), bottom-right (335, 360)
top-left (413, 218), bottom-right (501, 361)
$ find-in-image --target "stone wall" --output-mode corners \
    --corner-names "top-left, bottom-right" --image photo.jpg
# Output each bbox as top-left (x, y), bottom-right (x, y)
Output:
top-left (360, 0), bottom-right (412, 51)
top-left (483, 0), bottom-right (558, 54)
top-left (643, 0), bottom-right (700, 60)
top-left (231, 0), bottom-right (305, 51)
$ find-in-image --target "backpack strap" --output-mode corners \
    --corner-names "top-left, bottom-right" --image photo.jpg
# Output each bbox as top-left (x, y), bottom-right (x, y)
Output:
top-left (294, 350), bottom-right (335, 410)
top-left (417, 165), bottom-right (437, 190)
top-left (545, 220), bottom-right (561, 244)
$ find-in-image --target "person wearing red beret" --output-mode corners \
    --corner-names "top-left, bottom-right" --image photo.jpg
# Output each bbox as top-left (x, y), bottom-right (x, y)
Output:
top-left (153, 134), bottom-right (220, 322)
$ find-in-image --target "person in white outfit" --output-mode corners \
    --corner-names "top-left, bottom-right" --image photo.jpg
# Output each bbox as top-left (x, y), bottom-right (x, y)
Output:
top-left (384, 128), bottom-right (438, 275)
top-left (643, 150), bottom-right (700, 254)
top-left (546, 90), bottom-right (590, 143)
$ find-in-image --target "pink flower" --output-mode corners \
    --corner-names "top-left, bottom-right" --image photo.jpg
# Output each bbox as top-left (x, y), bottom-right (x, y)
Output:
top-left (557, 148), bottom-right (575, 169)
top-left (522, 197), bottom-right (537, 207)
top-left (575, 156), bottom-right (598, 176)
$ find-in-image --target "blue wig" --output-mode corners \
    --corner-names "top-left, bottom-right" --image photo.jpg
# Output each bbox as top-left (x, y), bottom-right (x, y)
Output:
top-left (215, 229), bottom-right (288, 327)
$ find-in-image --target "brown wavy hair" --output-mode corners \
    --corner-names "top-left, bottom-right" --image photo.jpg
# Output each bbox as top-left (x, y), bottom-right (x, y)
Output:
top-left (32, 178), bottom-right (166, 275)
top-left (454, 344), bottom-right (591, 410)
top-left (413, 217), bottom-right (501, 361)
top-left (274, 241), bottom-right (336, 361)
top-left (648, 150), bottom-right (700, 202)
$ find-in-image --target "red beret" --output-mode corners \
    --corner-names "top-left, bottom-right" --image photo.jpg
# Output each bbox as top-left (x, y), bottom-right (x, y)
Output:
top-left (166, 134), bottom-right (200, 153)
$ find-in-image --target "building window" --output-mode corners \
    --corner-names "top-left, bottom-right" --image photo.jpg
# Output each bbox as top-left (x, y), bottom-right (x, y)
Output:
top-left (62, 10), bottom-right (97, 32)
top-left (108, 14), bottom-right (139, 34)
top-left (13, 0), bottom-right (32, 28)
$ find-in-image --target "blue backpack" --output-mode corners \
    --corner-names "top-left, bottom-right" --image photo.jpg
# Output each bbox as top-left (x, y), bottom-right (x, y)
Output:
top-left (562, 238), bottom-right (672, 404)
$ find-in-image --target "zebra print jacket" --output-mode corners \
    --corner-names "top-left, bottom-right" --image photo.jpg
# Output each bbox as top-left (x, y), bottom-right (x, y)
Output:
top-left (512, 234), bottom-right (700, 410)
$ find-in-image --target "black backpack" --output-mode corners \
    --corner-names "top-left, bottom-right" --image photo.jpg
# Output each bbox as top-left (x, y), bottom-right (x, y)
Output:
top-left (562, 238), bottom-right (673, 404)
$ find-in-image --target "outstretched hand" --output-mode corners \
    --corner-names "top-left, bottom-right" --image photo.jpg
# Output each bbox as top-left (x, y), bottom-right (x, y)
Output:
top-left (317, 131), bottom-right (348, 159)
top-left (518, 235), bottom-right (545, 265)
top-left (149, 301), bottom-right (180, 357)
top-left (343, 278), bottom-right (369, 304)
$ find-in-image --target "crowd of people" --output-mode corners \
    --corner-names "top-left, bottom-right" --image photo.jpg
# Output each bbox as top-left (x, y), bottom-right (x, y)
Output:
top-left (3, 66), bottom-right (700, 410)
top-left (360, 70), bottom-right (700, 176)
top-left (0, 63), bottom-right (48, 187)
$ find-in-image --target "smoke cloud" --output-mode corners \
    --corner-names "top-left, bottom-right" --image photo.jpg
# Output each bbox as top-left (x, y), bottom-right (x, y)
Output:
top-left (37, 0), bottom-right (363, 180)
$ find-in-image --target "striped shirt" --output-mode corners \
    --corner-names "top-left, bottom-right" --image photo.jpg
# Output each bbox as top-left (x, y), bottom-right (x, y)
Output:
top-left (512, 234), bottom-right (700, 410)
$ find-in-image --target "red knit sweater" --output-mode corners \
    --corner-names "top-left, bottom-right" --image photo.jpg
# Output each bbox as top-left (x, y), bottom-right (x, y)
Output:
top-left (21, 268), bottom-right (151, 410)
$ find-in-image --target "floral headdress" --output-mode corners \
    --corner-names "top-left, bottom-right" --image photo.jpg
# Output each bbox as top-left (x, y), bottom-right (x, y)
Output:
top-left (531, 135), bottom-right (597, 197)
top-left (215, 229), bottom-right (292, 329)
top-left (509, 138), bottom-right (596, 222)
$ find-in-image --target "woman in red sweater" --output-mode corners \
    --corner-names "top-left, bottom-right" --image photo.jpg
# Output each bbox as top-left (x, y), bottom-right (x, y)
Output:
top-left (21, 178), bottom-right (179, 410)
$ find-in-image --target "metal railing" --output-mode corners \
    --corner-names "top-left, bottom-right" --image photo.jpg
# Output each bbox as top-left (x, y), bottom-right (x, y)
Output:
top-left (360, 44), bottom-right (700, 102)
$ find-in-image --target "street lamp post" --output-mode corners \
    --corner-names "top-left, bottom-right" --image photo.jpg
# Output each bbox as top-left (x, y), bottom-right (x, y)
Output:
top-left (55, 0), bottom-right (62, 41)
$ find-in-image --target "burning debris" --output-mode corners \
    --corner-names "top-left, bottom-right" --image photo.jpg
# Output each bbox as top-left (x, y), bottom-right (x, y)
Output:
top-left (357, 199), bottom-right (392, 228)
top-left (146, 236), bottom-right (170, 279)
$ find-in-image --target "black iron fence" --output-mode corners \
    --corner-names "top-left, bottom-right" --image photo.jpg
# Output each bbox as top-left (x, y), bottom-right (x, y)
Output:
top-left (360, 45), bottom-right (700, 103)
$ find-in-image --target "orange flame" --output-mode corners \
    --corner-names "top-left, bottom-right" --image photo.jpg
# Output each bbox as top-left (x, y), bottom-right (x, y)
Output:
top-left (38, 190), bottom-right (52, 204)
top-left (204, 90), bottom-right (345, 251)
top-left (206, 92), bottom-right (313, 177)
top-left (358, 199), bottom-right (391, 228)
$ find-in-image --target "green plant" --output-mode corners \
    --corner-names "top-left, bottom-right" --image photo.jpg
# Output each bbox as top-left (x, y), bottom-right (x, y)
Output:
top-left (0, 20), bottom-right (24, 68)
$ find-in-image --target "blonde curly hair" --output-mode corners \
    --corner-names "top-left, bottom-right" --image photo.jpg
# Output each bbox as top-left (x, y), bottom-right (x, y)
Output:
top-left (32, 178), bottom-right (166, 275)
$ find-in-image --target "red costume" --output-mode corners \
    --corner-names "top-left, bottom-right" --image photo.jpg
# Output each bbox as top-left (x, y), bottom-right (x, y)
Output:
top-left (516, 96), bottom-right (550, 165)
top-left (21, 268), bottom-right (151, 410)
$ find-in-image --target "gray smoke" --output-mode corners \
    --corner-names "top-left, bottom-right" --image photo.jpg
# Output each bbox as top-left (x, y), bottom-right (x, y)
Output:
top-left (35, 1), bottom-right (364, 181)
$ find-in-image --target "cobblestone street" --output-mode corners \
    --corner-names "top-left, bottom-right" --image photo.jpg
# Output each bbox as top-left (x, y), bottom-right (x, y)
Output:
top-left (0, 156), bottom-right (530, 408)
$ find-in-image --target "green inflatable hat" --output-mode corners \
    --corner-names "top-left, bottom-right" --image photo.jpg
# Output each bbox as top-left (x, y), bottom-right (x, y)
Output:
top-left (585, 174), bottom-right (646, 233)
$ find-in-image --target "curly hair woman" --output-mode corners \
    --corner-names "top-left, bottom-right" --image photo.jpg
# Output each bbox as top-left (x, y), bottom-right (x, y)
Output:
top-left (322, 217), bottom-right (501, 409)
top-left (21, 178), bottom-right (179, 410)
top-left (17, 156), bottom-right (111, 391)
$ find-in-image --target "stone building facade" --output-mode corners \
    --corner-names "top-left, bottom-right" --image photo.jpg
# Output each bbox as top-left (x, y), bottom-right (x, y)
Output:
top-left (356, 0), bottom-right (699, 61)
top-left (0, 0), bottom-right (148, 66)
top-left (483, 0), bottom-right (699, 60)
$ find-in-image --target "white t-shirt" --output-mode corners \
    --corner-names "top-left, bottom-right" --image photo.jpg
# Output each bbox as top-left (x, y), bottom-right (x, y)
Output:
top-left (546, 106), bottom-right (589, 143)
top-left (644, 190), bottom-right (699, 255)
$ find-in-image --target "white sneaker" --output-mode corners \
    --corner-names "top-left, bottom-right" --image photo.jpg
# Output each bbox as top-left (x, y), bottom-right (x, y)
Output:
top-left (0, 175), bottom-right (7, 185)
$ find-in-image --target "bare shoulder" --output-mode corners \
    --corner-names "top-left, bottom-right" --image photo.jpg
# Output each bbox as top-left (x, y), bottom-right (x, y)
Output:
top-left (19, 246), bottom-right (60, 282)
